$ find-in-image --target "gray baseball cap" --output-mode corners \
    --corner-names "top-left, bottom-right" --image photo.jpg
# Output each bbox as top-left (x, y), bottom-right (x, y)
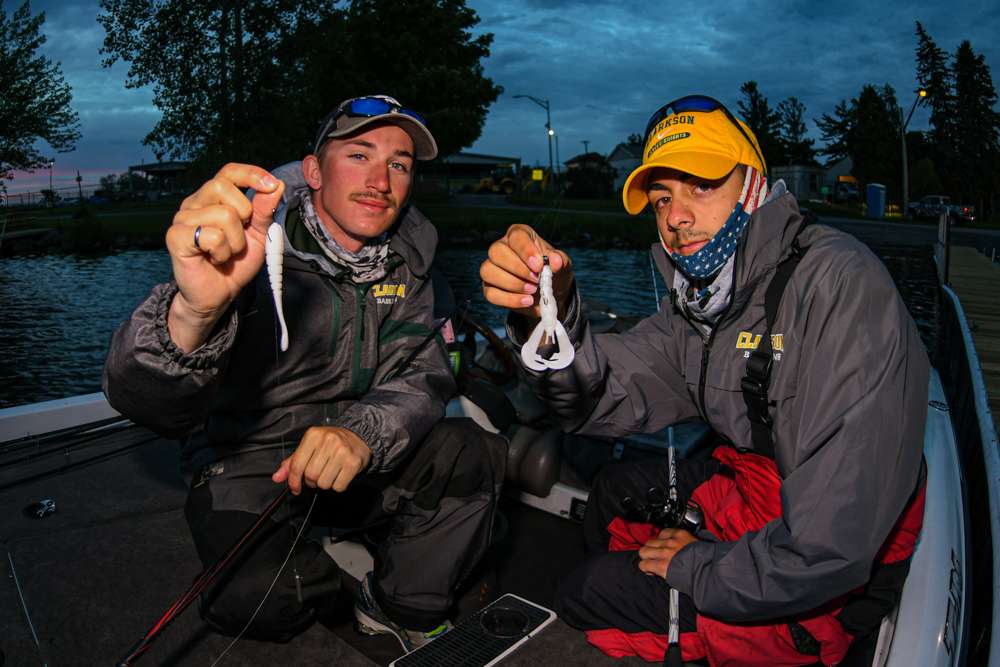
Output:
top-left (312, 95), bottom-right (438, 160)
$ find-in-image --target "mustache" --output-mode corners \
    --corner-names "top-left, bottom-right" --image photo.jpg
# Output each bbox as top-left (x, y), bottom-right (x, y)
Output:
top-left (350, 191), bottom-right (396, 207)
top-left (671, 234), bottom-right (710, 246)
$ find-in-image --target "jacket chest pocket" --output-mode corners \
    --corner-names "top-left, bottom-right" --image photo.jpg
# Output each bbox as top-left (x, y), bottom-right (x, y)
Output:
top-left (697, 326), bottom-right (800, 450)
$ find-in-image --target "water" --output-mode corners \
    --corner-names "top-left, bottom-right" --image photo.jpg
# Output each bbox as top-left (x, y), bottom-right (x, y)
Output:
top-left (0, 243), bottom-right (936, 408)
top-left (0, 250), bottom-right (174, 407)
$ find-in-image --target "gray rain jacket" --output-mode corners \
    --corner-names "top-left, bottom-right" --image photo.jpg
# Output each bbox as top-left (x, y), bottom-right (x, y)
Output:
top-left (513, 193), bottom-right (929, 622)
top-left (103, 162), bottom-right (455, 472)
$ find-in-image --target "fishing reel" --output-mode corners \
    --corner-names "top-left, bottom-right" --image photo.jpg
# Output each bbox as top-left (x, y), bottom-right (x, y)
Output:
top-left (622, 487), bottom-right (703, 533)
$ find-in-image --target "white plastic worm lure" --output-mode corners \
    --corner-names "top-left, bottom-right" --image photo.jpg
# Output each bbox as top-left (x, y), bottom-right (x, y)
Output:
top-left (521, 255), bottom-right (574, 371)
top-left (265, 223), bottom-right (289, 352)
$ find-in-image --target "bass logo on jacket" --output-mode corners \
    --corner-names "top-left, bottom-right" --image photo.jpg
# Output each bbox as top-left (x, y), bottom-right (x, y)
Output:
top-left (736, 331), bottom-right (784, 360)
top-left (373, 283), bottom-right (406, 305)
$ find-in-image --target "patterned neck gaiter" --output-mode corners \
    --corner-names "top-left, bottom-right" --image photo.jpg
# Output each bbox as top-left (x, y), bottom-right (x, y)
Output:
top-left (297, 188), bottom-right (390, 284)
top-left (659, 166), bottom-right (768, 281)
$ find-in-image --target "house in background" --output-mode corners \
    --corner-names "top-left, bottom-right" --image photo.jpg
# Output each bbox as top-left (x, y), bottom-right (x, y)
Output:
top-left (608, 142), bottom-right (643, 192)
top-left (564, 152), bottom-right (615, 198)
top-left (419, 152), bottom-right (522, 194)
top-left (771, 164), bottom-right (826, 201)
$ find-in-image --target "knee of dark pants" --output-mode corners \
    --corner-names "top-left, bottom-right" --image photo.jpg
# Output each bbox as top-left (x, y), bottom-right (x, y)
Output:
top-left (201, 583), bottom-right (313, 643)
top-left (554, 554), bottom-right (616, 628)
top-left (584, 465), bottom-right (620, 524)
top-left (437, 418), bottom-right (508, 497)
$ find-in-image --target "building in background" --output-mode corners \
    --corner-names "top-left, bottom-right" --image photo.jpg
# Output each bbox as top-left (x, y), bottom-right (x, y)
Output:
top-left (608, 142), bottom-right (642, 193)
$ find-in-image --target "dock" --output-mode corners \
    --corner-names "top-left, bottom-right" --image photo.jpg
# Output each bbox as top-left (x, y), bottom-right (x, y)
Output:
top-left (947, 246), bottom-right (1000, 417)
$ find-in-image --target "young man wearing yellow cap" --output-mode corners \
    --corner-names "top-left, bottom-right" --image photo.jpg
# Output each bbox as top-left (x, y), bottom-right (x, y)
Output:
top-left (480, 95), bottom-right (928, 665)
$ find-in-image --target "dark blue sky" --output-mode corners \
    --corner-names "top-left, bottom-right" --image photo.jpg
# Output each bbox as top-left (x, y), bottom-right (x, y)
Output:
top-left (6, 0), bottom-right (999, 193)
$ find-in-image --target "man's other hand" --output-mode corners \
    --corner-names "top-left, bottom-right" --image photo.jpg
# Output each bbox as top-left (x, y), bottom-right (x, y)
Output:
top-left (272, 426), bottom-right (372, 495)
top-left (637, 528), bottom-right (698, 579)
top-left (165, 163), bottom-right (284, 352)
top-left (480, 224), bottom-right (574, 320)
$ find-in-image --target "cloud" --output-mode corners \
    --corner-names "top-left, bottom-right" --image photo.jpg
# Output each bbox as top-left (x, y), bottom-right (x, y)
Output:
top-left (9, 0), bottom-right (999, 177)
top-left (468, 0), bottom-right (1000, 164)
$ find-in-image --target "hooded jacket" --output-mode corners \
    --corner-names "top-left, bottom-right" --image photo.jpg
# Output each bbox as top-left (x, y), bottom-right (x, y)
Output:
top-left (512, 192), bottom-right (929, 621)
top-left (103, 162), bottom-right (455, 472)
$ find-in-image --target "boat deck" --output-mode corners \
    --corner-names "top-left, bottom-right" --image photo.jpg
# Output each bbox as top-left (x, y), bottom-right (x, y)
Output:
top-left (947, 245), bottom-right (1000, 418)
top-left (0, 423), bottom-right (647, 666)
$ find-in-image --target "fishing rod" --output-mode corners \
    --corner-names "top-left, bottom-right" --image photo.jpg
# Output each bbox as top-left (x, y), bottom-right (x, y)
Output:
top-left (664, 445), bottom-right (683, 667)
top-left (116, 487), bottom-right (291, 666)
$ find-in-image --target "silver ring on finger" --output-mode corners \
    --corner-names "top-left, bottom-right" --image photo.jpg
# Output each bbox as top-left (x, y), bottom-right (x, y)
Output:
top-left (193, 225), bottom-right (203, 250)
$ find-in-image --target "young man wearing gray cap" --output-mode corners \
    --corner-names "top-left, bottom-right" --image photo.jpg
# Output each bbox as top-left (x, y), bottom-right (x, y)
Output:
top-left (480, 95), bottom-right (927, 665)
top-left (105, 95), bottom-right (505, 651)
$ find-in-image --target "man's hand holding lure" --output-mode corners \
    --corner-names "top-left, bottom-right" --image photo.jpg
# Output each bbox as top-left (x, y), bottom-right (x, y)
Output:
top-left (480, 224), bottom-right (576, 371)
top-left (521, 256), bottom-right (574, 371)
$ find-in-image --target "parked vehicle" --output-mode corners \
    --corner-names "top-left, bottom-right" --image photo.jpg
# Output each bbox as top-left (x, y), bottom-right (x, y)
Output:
top-left (907, 195), bottom-right (976, 224)
top-left (950, 203), bottom-right (976, 225)
top-left (908, 195), bottom-right (952, 219)
top-left (834, 182), bottom-right (860, 204)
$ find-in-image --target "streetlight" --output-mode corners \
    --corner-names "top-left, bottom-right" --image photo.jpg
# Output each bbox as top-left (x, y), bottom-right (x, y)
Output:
top-left (901, 88), bottom-right (927, 219)
top-left (553, 131), bottom-right (561, 189)
top-left (514, 94), bottom-right (554, 193)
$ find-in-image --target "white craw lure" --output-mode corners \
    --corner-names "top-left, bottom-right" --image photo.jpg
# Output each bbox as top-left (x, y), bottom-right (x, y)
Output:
top-left (521, 255), bottom-right (574, 371)
top-left (265, 223), bottom-right (289, 352)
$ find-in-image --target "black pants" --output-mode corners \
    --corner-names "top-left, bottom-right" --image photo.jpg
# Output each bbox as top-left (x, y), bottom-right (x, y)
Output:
top-left (184, 418), bottom-right (506, 642)
top-left (557, 456), bottom-right (720, 637)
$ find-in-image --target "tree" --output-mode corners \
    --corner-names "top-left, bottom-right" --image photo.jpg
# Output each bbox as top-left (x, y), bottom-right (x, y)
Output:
top-left (816, 84), bottom-right (902, 199)
top-left (99, 1), bottom-right (334, 170)
top-left (776, 97), bottom-right (816, 166)
top-left (296, 0), bottom-right (502, 160)
top-left (951, 40), bottom-right (1000, 216)
top-left (98, 0), bottom-right (502, 171)
top-left (737, 81), bottom-right (785, 167)
top-left (815, 100), bottom-right (852, 164)
top-left (914, 22), bottom-right (955, 153)
top-left (0, 2), bottom-right (80, 178)
top-left (99, 173), bottom-right (118, 192)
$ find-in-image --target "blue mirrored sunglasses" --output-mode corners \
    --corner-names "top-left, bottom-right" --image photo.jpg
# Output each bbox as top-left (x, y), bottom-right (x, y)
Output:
top-left (314, 96), bottom-right (428, 153)
top-left (337, 96), bottom-right (426, 126)
top-left (642, 95), bottom-right (766, 175)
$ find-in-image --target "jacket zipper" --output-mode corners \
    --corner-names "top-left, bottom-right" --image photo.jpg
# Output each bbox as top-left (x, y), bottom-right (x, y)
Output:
top-left (694, 262), bottom-right (740, 420)
top-left (350, 283), bottom-right (372, 395)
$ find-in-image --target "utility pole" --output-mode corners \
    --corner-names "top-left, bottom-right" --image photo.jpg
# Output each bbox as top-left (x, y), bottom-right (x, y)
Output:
top-left (900, 89), bottom-right (927, 218)
top-left (76, 170), bottom-right (83, 204)
top-left (514, 94), bottom-right (554, 193)
top-left (582, 140), bottom-right (590, 154)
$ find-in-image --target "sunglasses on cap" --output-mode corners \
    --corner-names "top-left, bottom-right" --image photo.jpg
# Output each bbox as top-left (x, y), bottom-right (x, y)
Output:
top-left (318, 96), bottom-right (427, 138)
top-left (643, 95), bottom-right (767, 175)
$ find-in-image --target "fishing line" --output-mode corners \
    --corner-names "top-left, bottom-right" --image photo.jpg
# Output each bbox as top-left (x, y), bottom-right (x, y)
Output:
top-left (7, 550), bottom-right (49, 666)
top-left (649, 252), bottom-right (662, 312)
top-left (208, 493), bottom-right (318, 667)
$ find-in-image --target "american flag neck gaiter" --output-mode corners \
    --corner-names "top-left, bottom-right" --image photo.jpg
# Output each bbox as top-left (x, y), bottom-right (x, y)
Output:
top-left (659, 166), bottom-right (768, 281)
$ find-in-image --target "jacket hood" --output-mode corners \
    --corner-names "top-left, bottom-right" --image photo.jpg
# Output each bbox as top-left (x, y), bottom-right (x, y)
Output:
top-left (262, 161), bottom-right (437, 278)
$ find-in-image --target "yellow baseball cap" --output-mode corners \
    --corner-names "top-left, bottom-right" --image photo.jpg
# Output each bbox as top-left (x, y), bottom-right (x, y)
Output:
top-left (622, 96), bottom-right (767, 215)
